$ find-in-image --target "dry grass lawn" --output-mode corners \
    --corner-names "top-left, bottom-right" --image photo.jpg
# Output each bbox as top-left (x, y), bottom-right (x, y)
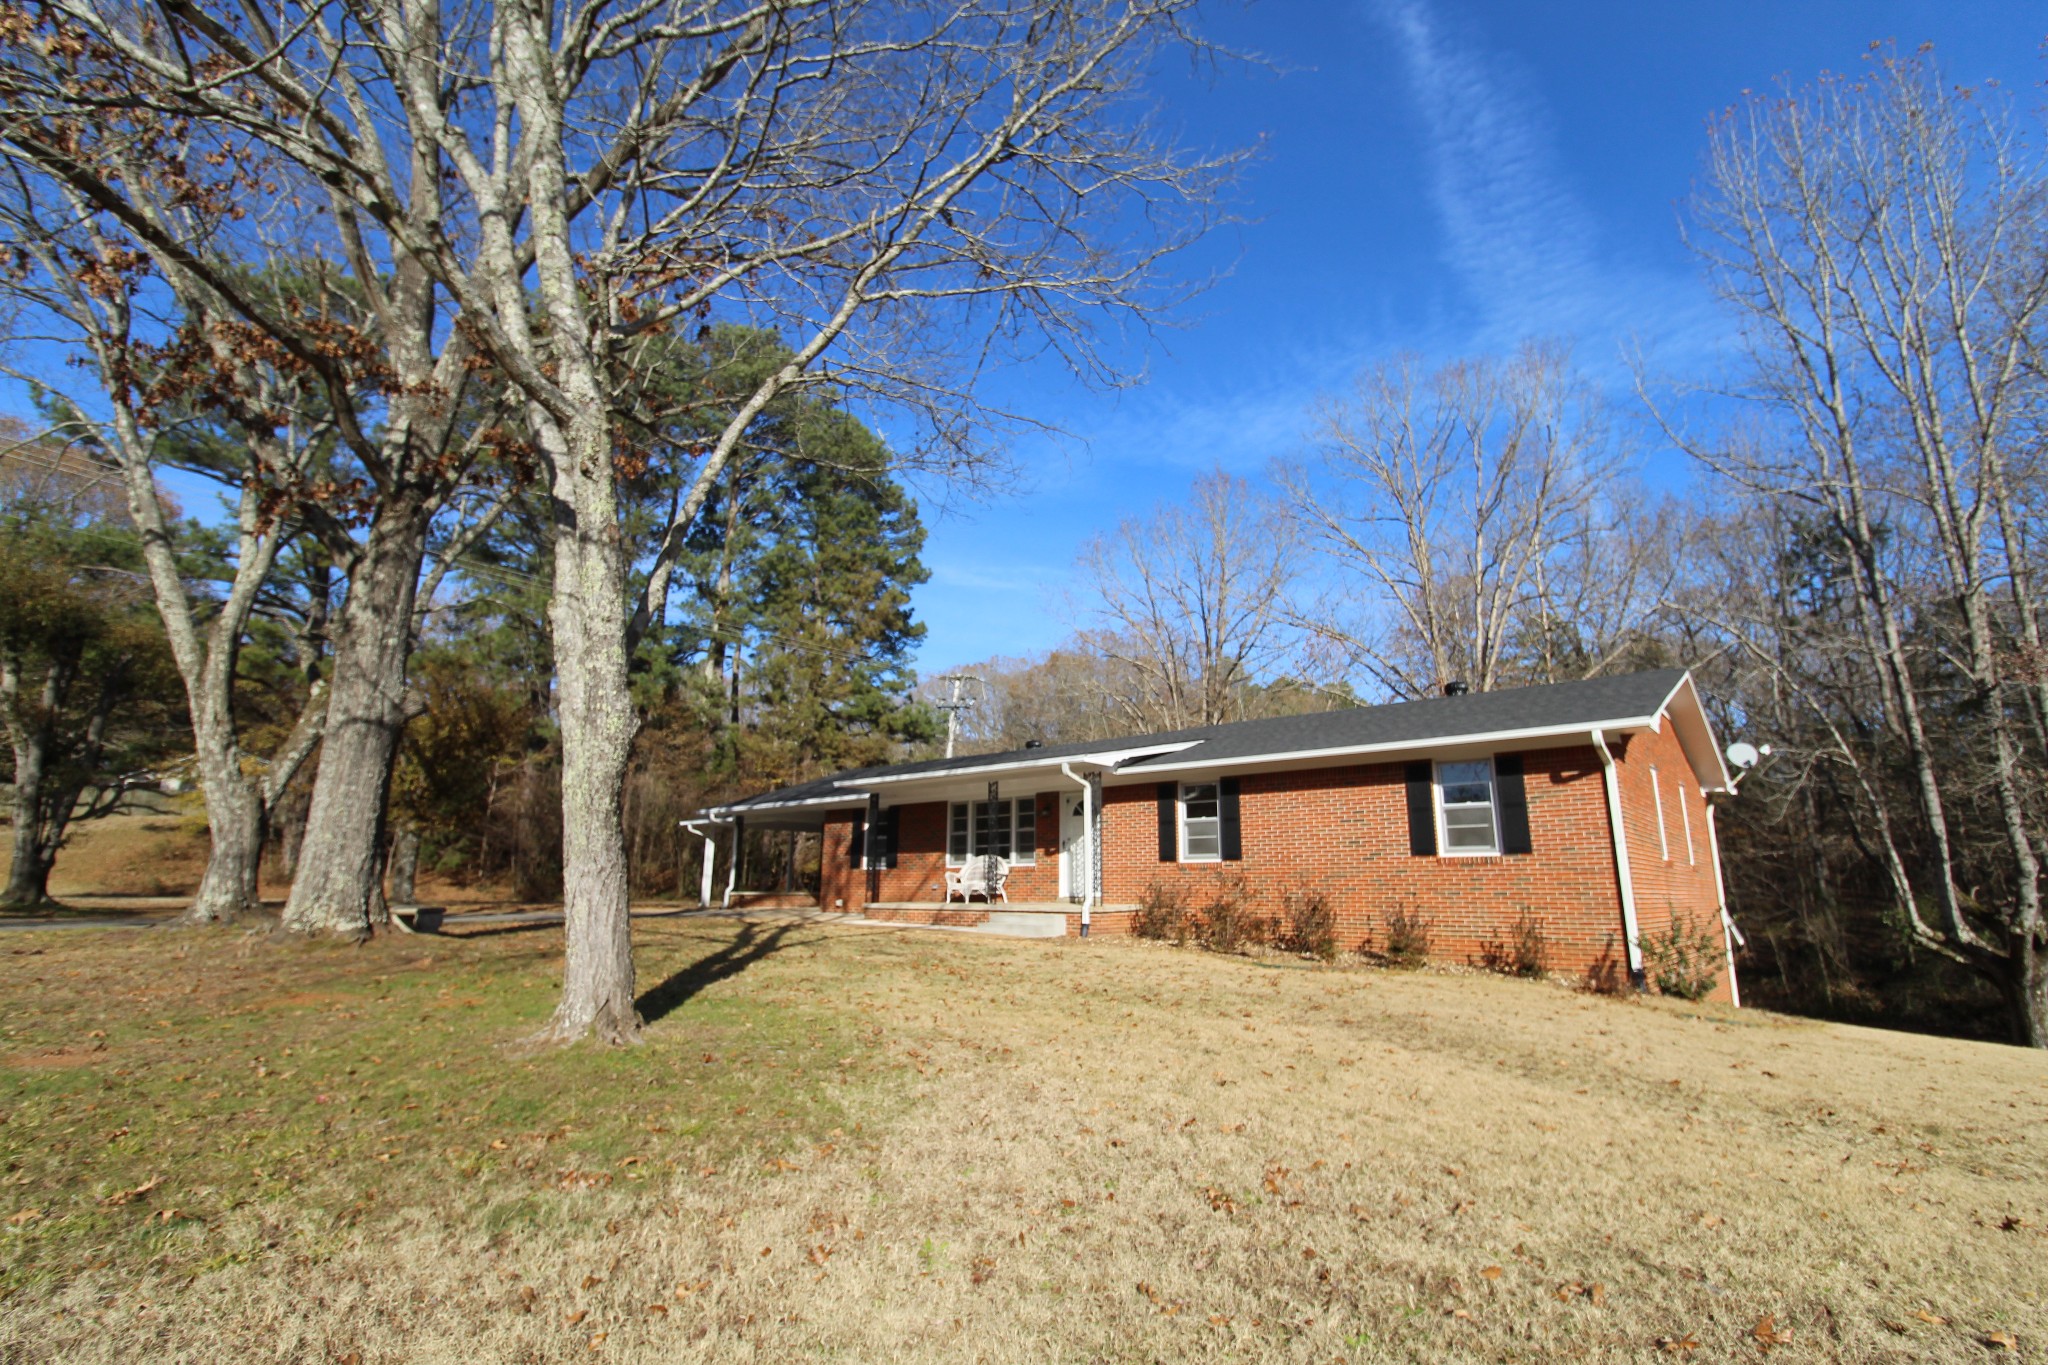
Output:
top-left (0, 914), bottom-right (2042, 1362)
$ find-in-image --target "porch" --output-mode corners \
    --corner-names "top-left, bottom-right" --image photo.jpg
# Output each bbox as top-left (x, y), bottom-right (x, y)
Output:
top-left (861, 899), bottom-right (1138, 938)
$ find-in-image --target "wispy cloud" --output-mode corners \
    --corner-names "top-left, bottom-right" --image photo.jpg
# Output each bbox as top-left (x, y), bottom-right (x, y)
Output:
top-left (1370, 0), bottom-right (1719, 371)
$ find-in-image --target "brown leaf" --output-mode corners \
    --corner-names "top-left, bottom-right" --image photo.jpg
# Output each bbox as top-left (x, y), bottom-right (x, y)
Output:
top-left (645, 1304), bottom-right (668, 1317)
top-left (1981, 1332), bottom-right (2018, 1352)
top-left (581, 1275), bottom-right (602, 1290)
top-left (1752, 1315), bottom-right (1793, 1351)
top-left (564, 1310), bottom-right (587, 1326)
top-left (100, 1176), bottom-right (161, 1207)
top-left (586, 1333), bottom-right (606, 1350)
top-left (1910, 1310), bottom-right (1949, 1326)
top-left (1481, 1265), bottom-right (1503, 1281)
top-left (1587, 1283), bottom-right (1607, 1307)
top-left (1655, 1334), bottom-right (1700, 1353)
top-left (6, 1209), bottom-right (40, 1225)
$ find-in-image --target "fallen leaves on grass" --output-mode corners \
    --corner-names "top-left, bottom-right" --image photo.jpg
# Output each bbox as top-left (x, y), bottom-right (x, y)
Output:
top-left (1751, 1315), bottom-right (1793, 1351)
top-left (1981, 1331), bottom-right (2018, 1352)
top-left (1910, 1309), bottom-right (1949, 1326)
top-left (1654, 1333), bottom-right (1699, 1353)
top-left (1555, 1280), bottom-right (1606, 1306)
top-left (99, 1175), bottom-right (161, 1206)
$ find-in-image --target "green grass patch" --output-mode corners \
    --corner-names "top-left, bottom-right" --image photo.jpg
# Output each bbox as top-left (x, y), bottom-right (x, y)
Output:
top-left (0, 918), bottom-right (893, 1296)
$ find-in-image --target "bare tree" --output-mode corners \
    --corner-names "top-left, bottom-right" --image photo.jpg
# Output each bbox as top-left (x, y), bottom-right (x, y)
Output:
top-left (0, 199), bottom-right (338, 920)
top-left (922, 650), bottom-right (1144, 753)
top-left (0, 44), bottom-right (522, 935)
top-left (1, 1), bottom-right (1230, 1040)
top-left (1075, 469), bottom-right (1305, 730)
top-left (1279, 345), bottom-right (1654, 698)
top-left (1680, 50), bottom-right (2048, 1044)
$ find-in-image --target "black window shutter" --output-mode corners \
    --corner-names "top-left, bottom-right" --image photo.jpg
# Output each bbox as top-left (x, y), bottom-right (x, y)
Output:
top-left (1404, 762), bottom-right (1437, 856)
top-left (884, 806), bottom-right (901, 869)
top-left (1495, 754), bottom-right (1532, 855)
top-left (1156, 783), bottom-right (1177, 862)
top-left (849, 814), bottom-right (866, 867)
top-left (1219, 777), bottom-right (1243, 861)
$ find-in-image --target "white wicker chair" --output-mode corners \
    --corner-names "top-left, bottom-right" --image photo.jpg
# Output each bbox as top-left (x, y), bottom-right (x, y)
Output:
top-left (944, 855), bottom-right (1011, 904)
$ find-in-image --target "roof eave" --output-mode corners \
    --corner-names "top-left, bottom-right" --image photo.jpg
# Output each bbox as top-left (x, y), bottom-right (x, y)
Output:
top-left (1121, 716), bottom-right (1667, 778)
top-left (839, 741), bottom-right (1205, 788)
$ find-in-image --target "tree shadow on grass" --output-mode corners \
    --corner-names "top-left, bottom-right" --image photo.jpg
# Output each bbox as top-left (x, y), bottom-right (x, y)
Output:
top-left (636, 918), bottom-right (801, 1026)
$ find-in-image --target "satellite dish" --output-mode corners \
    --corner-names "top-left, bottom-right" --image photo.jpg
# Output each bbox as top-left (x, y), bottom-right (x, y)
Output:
top-left (1725, 741), bottom-right (1761, 771)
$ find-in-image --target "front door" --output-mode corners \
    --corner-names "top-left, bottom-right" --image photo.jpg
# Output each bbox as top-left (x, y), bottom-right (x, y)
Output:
top-left (1058, 795), bottom-right (1087, 902)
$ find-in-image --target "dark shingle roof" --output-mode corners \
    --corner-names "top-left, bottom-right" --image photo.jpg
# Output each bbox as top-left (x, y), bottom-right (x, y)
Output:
top-left (713, 669), bottom-right (1692, 814)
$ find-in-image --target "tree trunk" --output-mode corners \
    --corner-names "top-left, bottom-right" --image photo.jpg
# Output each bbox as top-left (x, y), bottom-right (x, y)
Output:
top-left (537, 421), bottom-right (640, 1045)
top-left (281, 505), bottom-right (428, 937)
top-left (1, 671), bottom-right (54, 908)
top-left (387, 825), bottom-right (421, 906)
top-left (2004, 935), bottom-right (2048, 1049)
top-left (2, 719), bottom-right (51, 906)
top-left (180, 703), bottom-right (265, 922)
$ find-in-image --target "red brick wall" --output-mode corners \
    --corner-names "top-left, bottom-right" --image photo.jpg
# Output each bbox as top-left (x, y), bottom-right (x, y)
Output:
top-left (1608, 727), bottom-right (1734, 1003)
top-left (1096, 746), bottom-right (1636, 987)
top-left (809, 735), bottom-right (1731, 999)
top-left (815, 792), bottom-right (1065, 911)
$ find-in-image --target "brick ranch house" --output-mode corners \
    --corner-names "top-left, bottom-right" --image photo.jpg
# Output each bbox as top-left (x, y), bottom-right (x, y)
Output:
top-left (692, 669), bottom-right (1745, 1003)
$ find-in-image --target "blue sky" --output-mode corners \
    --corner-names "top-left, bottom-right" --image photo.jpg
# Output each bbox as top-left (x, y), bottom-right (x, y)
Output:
top-left (907, 0), bottom-right (2048, 673)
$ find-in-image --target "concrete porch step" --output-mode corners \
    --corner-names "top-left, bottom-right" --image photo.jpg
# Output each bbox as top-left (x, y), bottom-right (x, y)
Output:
top-left (980, 911), bottom-right (1067, 938)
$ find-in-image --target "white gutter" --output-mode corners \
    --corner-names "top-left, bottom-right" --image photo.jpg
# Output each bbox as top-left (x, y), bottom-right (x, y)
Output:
top-left (846, 742), bottom-right (1204, 788)
top-left (1705, 802), bottom-right (1743, 1008)
top-left (1060, 762), bottom-right (1096, 935)
top-left (1123, 717), bottom-right (1665, 779)
top-left (1590, 729), bottom-right (1645, 988)
top-left (700, 792), bottom-right (867, 819)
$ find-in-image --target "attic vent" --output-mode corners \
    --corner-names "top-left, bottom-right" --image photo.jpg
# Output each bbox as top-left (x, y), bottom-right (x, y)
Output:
top-left (1443, 680), bottom-right (1470, 697)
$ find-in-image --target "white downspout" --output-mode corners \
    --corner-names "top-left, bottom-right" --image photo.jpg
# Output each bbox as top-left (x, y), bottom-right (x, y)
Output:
top-left (1590, 729), bottom-right (1645, 988)
top-left (680, 819), bottom-right (721, 909)
top-left (1705, 803), bottom-right (1743, 1008)
top-left (723, 816), bottom-right (743, 910)
top-left (1060, 762), bottom-right (1095, 936)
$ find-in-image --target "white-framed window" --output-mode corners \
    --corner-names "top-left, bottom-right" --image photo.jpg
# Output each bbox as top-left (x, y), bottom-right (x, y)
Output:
top-left (1679, 782), bottom-right (1695, 865)
top-left (1179, 782), bottom-right (1222, 861)
top-left (1652, 765), bottom-right (1670, 860)
top-left (946, 799), bottom-right (1036, 866)
top-left (1435, 758), bottom-right (1500, 856)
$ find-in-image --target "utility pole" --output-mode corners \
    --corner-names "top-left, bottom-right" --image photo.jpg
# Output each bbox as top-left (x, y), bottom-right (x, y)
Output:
top-left (933, 674), bottom-right (983, 759)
